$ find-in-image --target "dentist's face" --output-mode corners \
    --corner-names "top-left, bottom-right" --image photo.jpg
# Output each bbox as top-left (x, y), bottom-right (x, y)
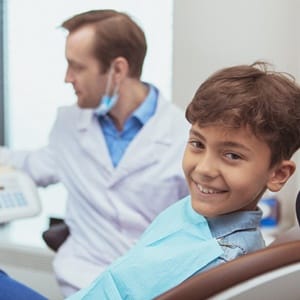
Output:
top-left (182, 123), bottom-right (276, 217)
top-left (64, 25), bottom-right (109, 108)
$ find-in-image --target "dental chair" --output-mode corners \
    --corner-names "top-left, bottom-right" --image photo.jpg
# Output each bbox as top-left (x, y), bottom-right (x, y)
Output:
top-left (43, 192), bottom-right (300, 299)
top-left (156, 190), bottom-right (300, 300)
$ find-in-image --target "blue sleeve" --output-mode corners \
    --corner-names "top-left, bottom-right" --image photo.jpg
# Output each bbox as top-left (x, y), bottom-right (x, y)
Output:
top-left (0, 270), bottom-right (47, 300)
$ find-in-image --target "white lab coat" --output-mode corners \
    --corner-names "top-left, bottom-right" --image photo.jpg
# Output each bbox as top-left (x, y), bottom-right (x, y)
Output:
top-left (0, 94), bottom-right (190, 294)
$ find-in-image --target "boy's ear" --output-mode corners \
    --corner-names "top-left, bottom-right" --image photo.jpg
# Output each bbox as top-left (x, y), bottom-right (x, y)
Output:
top-left (267, 160), bottom-right (296, 192)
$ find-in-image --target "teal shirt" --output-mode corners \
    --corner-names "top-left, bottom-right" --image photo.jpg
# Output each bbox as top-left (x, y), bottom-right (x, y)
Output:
top-left (67, 196), bottom-right (222, 300)
top-left (67, 198), bottom-right (263, 299)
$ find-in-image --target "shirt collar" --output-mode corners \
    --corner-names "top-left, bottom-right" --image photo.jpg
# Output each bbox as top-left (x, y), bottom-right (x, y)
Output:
top-left (132, 83), bottom-right (158, 125)
top-left (207, 208), bottom-right (263, 239)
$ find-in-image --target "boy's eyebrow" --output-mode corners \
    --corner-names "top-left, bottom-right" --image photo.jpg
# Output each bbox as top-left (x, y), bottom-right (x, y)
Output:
top-left (189, 129), bottom-right (205, 140)
top-left (220, 141), bottom-right (252, 153)
top-left (189, 129), bottom-right (252, 152)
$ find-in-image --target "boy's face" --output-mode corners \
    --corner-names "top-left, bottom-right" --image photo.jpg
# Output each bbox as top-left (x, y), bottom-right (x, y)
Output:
top-left (182, 123), bottom-right (279, 217)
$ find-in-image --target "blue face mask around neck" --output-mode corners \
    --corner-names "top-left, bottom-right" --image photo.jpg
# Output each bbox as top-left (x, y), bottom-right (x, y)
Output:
top-left (95, 66), bottom-right (119, 116)
top-left (95, 93), bottom-right (119, 116)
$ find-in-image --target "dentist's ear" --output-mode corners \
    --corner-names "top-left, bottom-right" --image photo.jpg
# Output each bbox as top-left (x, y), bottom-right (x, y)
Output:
top-left (111, 57), bottom-right (129, 82)
top-left (267, 160), bottom-right (296, 192)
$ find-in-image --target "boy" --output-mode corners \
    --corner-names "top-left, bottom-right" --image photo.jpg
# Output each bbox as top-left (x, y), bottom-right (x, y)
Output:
top-left (67, 61), bottom-right (300, 299)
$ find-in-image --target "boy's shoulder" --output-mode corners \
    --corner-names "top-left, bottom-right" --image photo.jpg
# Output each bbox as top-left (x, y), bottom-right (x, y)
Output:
top-left (137, 196), bottom-right (209, 245)
top-left (208, 209), bottom-right (265, 260)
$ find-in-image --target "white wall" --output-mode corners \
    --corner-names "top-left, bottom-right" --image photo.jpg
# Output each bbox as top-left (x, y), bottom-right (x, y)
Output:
top-left (172, 0), bottom-right (300, 229)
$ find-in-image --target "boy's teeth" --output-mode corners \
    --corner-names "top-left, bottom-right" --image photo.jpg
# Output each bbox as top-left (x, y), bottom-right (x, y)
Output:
top-left (197, 184), bottom-right (218, 194)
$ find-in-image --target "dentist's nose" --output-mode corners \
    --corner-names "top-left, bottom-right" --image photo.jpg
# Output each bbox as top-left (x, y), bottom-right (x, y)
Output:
top-left (65, 67), bottom-right (74, 83)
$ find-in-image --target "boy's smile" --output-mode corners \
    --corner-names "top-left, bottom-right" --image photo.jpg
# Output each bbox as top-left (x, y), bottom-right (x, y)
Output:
top-left (183, 123), bottom-right (277, 217)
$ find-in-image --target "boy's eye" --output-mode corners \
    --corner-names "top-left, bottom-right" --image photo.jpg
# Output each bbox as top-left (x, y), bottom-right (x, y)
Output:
top-left (189, 140), bottom-right (204, 149)
top-left (225, 153), bottom-right (242, 160)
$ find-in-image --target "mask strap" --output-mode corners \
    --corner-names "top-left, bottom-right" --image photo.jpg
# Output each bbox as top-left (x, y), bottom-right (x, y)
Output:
top-left (105, 65), bottom-right (114, 96)
top-left (113, 81), bottom-right (120, 95)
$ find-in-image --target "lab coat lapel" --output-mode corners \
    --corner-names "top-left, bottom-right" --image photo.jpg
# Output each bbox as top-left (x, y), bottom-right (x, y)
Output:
top-left (75, 96), bottom-right (183, 184)
top-left (76, 109), bottom-right (114, 174)
top-left (75, 108), bottom-right (166, 182)
top-left (109, 98), bottom-right (173, 185)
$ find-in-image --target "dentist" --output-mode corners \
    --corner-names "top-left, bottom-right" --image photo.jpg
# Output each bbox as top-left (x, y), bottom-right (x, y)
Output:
top-left (0, 9), bottom-right (189, 296)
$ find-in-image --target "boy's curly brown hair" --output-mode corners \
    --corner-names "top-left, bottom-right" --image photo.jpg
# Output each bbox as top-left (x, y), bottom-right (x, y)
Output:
top-left (186, 62), bottom-right (300, 167)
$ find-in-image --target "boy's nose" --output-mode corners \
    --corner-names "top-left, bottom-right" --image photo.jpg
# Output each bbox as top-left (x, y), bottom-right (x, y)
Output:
top-left (195, 154), bottom-right (219, 180)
